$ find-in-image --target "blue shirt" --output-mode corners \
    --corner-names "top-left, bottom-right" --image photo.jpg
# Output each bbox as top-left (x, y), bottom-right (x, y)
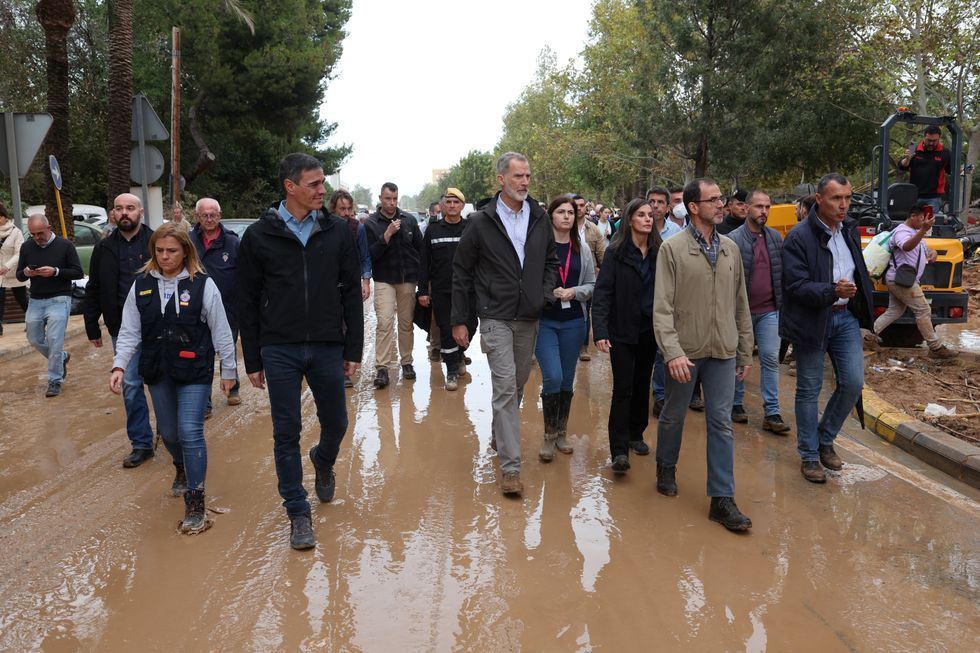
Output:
top-left (496, 195), bottom-right (530, 267)
top-left (815, 216), bottom-right (856, 305)
top-left (660, 220), bottom-right (683, 240)
top-left (278, 201), bottom-right (317, 247)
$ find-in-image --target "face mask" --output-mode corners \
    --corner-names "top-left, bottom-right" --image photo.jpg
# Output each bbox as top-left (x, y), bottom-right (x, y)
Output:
top-left (672, 203), bottom-right (687, 220)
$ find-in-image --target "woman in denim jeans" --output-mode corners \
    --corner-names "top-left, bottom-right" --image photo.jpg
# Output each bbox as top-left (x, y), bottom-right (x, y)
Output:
top-left (533, 198), bottom-right (596, 462)
top-left (110, 223), bottom-right (237, 534)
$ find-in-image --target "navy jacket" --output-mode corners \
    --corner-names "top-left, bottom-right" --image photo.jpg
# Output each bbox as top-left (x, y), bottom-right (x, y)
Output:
top-left (191, 222), bottom-right (240, 328)
top-left (779, 210), bottom-right (874, 349)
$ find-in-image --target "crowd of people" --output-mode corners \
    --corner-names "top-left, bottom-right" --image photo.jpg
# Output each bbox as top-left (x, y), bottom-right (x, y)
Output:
top-left (1, 133), bottom-right (961, 548)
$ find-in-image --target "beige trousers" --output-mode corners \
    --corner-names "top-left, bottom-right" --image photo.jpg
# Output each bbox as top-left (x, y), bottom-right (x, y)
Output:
top-left (873, 281), bottom-right (941, 349)
top-left (374, 282), bottom-right (416, 368)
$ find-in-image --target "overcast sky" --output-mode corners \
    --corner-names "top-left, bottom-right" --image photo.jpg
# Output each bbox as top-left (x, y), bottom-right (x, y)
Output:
top-left (319, 0), bottom-right (595, 198)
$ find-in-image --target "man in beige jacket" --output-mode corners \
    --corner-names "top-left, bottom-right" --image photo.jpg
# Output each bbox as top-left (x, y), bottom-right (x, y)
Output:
top-left (653, 177), bottom-right (754, 532)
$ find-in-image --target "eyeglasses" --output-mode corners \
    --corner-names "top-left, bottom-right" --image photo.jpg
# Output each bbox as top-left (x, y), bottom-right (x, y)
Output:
top-left (198, 213), bottom-right (220, 220)
top-left (694, 197), bottom-right (724, 205)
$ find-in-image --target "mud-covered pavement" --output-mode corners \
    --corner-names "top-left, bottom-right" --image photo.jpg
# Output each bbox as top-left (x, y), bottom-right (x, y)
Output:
top-left (1, 308), bottom-right (978, 652)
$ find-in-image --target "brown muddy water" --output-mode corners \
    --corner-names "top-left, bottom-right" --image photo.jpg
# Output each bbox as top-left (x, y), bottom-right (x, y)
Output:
top-left (1, 310), bottom-right (978, 652)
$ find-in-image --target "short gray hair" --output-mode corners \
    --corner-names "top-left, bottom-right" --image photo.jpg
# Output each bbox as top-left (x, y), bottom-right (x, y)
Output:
top-left (496, 152), bottom-right (528, 175)
top-left (195, 197), bottom-right (221, 213)
top-left (27, 213), bottom-right (49, 227)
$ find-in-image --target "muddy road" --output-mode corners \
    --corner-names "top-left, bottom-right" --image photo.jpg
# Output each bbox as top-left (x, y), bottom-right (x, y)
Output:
top-left (1, 309), bottom-right (978, 652)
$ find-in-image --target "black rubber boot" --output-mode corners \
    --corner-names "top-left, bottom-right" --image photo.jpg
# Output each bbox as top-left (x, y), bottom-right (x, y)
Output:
top-left (539, 393), bottom-right (561, 462)
top-left (555, 390), bottom-right (574, 454)
top-left (656, 462), bottom-right (678, 496)
top-left (171, 465), bottom-right (187, 497)
top-left (180, 489), bottom-right (209, 534)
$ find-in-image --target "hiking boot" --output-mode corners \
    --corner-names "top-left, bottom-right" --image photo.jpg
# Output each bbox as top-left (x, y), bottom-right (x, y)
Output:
top-left (445, 371), bottom-right (458, 391)
top-left (555, 390), bottom-right (574, 454)
top-left (928, 344), bottom-right (958, 359)
top-left (289, 514), bottom-right (315, 550)
top-left (501, 472), bottom-right (523, 496)
top-left (628, 440), bottom-right (650, 455)
top-left (171, 465), bottom-right (187, 496)
top-left (344, 376), bottom-right (354, 388)
top-left (402, 364), bottom-right (416, 380)
top-left (457, 362), bottom-right (467, 377)
top-left (123, 448), bottom-right (154, 468)
top-left (179, 489), bottom-right (209, 534)
top-left (863, 332), bottom-right (882, 351)
top-left (801, 460), bottom-right (827, 483)
top-left (708, 497), bottom-right (752, 532)
top-left (464, 356), bottom-right (472, 365)
top-left (651, 398), bottom-right (663, 417)
top-left (62, 351), bottom-right (70, 378)
top-left (762, 414), bottom-right (791, 434)
top-left (731, 404), bottom-right (748, 423)
top-left (309, 445), bottom-right (336, 503)
top-left (818, 444), bottom-right (842, 471)
top-left (45, 381), bottom-right (62, 397)
top-left (656, 463), bottom-right (678, 496)
top-left (227, 390), bottom-right (242, 406)
top-left (373, 368), bottom-right (389, 389)
top-left (689, 397), bottom-right (704, 411)
top-left (429, 348), bottom-right (441, 362)
top-left (611, 454), bottom-right (630, 474)
top-left (579, 347), bottom-right (591, 362)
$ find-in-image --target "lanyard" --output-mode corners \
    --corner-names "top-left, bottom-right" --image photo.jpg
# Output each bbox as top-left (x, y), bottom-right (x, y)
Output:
top-left (558, 243), bottom-right (573, 287)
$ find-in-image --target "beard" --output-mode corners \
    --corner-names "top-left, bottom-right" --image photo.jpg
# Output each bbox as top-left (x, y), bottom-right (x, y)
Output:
top-left (503, 187), bottom-right (528, 203)
top-left (117, 217), bottom-right (138, 232)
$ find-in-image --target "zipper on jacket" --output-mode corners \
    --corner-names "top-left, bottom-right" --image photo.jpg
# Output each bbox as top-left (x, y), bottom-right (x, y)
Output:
top-left (301, 248), bottom-right (310, 341)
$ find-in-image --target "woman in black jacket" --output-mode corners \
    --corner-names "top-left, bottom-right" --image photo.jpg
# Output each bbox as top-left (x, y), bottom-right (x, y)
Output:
top-left (592, 198), bottom-right (662, 473)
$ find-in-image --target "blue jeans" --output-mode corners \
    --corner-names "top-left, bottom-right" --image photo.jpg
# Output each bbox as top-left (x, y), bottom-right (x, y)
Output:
top-left (733, 311), bottom-right (780, 415)
top-left (112, 336), bottom-right (154, 450)
top-left (534, 317), bottom-right (587, 393)
top-left (262, 343), bottom-right (347, 517)
top-left (25, 295), bottom-right (70, 383)
top-left (147, 378), bottom-right (210, 490)
top-left (657, 357), bottom-right (737, 497)
top-left (794, 309), bottom-right (864, 461)
top-left (652, 350), bottom-right (665, 401)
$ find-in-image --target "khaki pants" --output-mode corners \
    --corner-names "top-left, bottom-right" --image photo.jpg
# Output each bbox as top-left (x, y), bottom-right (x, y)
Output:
top-left (873, 281), bottom-right (941, 349)
top-left (374, 282), bottom-right (416, 368)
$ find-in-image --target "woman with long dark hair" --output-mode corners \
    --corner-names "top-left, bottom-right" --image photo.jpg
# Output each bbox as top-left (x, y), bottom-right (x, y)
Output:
top-left (534, 197), bottom-right (596, 461)
top-left (110, 223), bottom-right (237, 533)
top-left (592, 198), bottom-right (662, 473)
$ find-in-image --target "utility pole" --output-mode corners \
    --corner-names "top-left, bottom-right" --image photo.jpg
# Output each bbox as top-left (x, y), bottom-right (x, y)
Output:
top-left (170, 27), bottom-right (181, 210)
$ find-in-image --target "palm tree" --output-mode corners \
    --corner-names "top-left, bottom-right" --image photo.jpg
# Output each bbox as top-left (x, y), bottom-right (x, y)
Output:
top-left (35, 0), bottom-right (75, 238)
top-left (106, 0), bottom-right (133, 201)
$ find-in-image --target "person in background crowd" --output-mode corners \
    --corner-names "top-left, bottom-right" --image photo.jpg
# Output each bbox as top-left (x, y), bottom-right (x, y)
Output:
top-left (593, 198), bottom-right (661, 472)
top-left (534, 197), bottom-right (596, 461)
top-left (451, 152), bottom-right (558, 497)
top-left (0, 203), bottom-right (29, 336)
top-left (596, 206), bottom-right (615, 241)
top-left (110, 223), bottom-right (236, 534)
top-left (872, 202), bottom-right (957, 358)
top-left (898, 126), bottom-right (951, 214)
top-left (426, 196), bottom-right (444, 364)
top-left (418, 188), bottom-right (476, 391)
top-left (654, 178), bottom-right (754, 532)
top-left (328, 190), bottom-right (372, 389)
top-left (190, 197), bottom-right (243, 414)
top-left (781, 173), bottom-right (873, 484)
top-left (428, 201), bottom-right (442, 225)
top-left (727, 190), bottom-right (791, 433)
top-left (238, 153), bottom-right (363, 550)
top-left (667, 186), bottom-right (686, 228)
top-left (795, 194), bottom-right (815, 221)
top-left (646, 186), bottom-right (681, 419)
top-left (84, 193), bottom-right (156, 467)
top-left (363, 182), bottom-right (423, 389)
top-left (17, 214), bottom-right (83, 397)
top-left (717, 189), bottom-right (749, 235)
top-left (571, 194), bottom-right (605, 362)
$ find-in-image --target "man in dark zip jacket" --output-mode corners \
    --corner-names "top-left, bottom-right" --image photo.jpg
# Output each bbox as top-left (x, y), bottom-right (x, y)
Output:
top-left (451, 152), bottom-right (559, 497)
top-left (237, 153), bottom-right (363, 551)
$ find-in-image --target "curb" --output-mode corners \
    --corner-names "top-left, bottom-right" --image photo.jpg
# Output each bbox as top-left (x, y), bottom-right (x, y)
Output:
top-left (860, 386), bottom-right (980, 489)
top-left (0, 321), bottom-right (88, 363)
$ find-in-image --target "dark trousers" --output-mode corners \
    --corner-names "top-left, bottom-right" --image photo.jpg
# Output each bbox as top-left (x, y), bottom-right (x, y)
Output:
top-left (433, 291), bottom-right (474, 371)
top-left (608, 327), bottom-right (657, 458)
top-left (0, 286), bottom-right (29, 323)
top-left (261, 343), bottom-right (348, 517)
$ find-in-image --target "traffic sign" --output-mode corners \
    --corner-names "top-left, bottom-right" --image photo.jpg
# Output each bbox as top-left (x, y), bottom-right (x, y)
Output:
top-left (130, 145), bottom-right (165, 184)
top-left (0, 112), bottom-right (53, 178)
top-left (49, 155), bottom-right (63, 190)
top-left (131, 94), bottom-right (168, 141)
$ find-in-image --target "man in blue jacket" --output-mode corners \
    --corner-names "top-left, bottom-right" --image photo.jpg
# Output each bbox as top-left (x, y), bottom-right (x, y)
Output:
top-left (780, 173), bottom-right (874, 483)
top-left (191, 197), bottom-right (241, 409)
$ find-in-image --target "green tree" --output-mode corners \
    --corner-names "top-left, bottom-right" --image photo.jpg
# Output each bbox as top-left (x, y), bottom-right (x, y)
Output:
top-left (440, 150), bottom-right (496, 205)
top-left (351, 184), bottom-right (372, 208)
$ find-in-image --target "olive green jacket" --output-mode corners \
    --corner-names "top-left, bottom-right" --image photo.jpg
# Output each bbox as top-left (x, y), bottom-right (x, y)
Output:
top-left (653, 227), bottom-right (753, 365)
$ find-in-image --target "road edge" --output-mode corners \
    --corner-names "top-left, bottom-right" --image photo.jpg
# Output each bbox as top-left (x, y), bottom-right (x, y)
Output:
top-left (860, 386), bottom-right (980, 489)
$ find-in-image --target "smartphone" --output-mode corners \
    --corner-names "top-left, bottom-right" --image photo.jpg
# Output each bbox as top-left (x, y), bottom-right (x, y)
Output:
top-left (28, 265), bottom-right (38, 270)
top-left (923, 205), bottom-right (934, 220)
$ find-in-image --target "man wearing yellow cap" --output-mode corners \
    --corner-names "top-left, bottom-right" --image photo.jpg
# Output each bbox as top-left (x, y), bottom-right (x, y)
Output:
top-left (418, 188), bottom-right (476, 390)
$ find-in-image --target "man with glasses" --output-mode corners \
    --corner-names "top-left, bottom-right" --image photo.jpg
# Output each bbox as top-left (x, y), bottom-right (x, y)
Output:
top-left (191, 198), bottom-right (242, 410)
top-left (84, 193), bottom-right (156, 465)
top-left (654, 178), bottom-right (754, 532)
top-left (17, 214), bottom-right (83, 397)
top-left (898, 126), bottom-right (951, 214)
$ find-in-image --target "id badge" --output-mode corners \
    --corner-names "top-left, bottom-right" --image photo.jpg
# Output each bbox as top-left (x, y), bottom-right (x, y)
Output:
top-left (561, 300), bottom-right (571, 309)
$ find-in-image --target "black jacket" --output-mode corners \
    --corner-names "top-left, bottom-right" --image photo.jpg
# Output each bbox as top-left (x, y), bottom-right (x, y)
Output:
top-left (779, 210), bottom-right (874, 349)
top-left (727, 223), bottom-right (784, 311)
top-left (717, 214), bottom-right (745, 235)
top-left (451, 193), bottom-right (558, 324)
top-left (897, 142), bottom-right (952, 198)
top-left (83, 225), bottom-right (153, 340)
top-left (16, 235), bottom-right (83, 298)
top-left (591, 239), bottom-right (656, 345)
top-left (190, 222), bottom-right (240, 327)
top-left (237, 208), bottom-right (363, 373)
top-left (418, 218), bottom-right (470, 297)
top-left (363, 209), bottom-right (422, 284)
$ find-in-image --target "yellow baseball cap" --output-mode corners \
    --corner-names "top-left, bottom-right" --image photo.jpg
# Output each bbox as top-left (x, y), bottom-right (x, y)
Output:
top-left (445, 187), bottom-right (465, 203)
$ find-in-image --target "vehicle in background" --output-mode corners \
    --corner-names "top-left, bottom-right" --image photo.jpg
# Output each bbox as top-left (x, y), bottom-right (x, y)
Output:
top-left (220, 219), bottom-right (256, 239)
top-left (27, 204), bottom-right (108, 229)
